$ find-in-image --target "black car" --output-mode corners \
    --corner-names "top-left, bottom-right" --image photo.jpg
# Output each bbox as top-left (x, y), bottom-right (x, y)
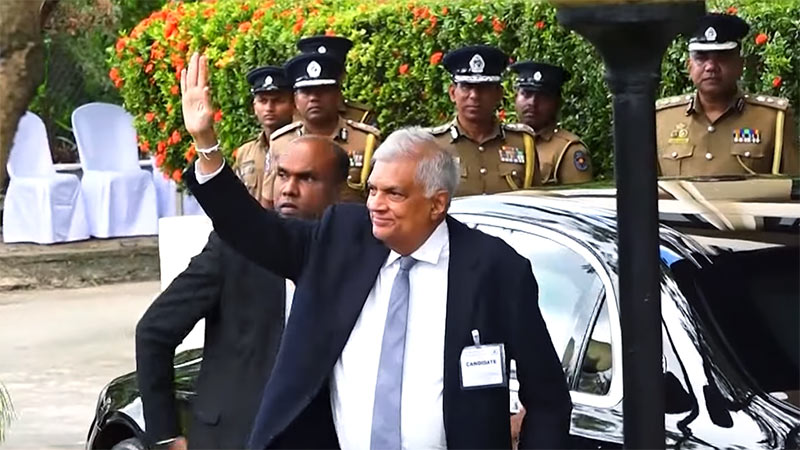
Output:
top-left (86, 194), bottom-right (800, 449)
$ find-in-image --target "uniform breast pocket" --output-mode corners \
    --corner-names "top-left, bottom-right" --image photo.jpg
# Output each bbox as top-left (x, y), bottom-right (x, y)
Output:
top-left (659, 144), bottom-right (693, 177)
top-left (498, 163), bottom-right (525, 190)
top-left (237, 161), bottom-right (257, 188)
top-left (731, 144), bottom-right (769, 174)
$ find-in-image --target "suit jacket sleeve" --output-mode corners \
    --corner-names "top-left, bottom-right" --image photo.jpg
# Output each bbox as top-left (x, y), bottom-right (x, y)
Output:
top-left (184, 164), bottom-right (315, 281)
top-left (513, 258), bottom-right (573, 449)
top-left (135, 233), bottom-right (224, 445)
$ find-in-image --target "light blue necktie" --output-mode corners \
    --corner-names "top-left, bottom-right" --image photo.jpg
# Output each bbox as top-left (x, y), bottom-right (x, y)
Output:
top-left (370, 256), bottom-right (418, 450)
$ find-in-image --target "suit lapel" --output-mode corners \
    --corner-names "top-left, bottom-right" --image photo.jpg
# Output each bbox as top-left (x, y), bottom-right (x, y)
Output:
top-left (442, 216), bottom-right (482, 437)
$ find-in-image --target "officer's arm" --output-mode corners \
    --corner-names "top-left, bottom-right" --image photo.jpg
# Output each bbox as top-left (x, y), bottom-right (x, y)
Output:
top-left (557, 142), bottom-right (593, 184)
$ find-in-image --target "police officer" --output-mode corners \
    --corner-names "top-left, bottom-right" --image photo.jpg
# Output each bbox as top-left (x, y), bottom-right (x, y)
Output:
top-left (263, 52), bottom-right (380, 207)
top-left (427, 45), bottom-right (540, 196)
top-left (234, 66), bottom-right (294, 201)
top-left (297, 35), bottom-right (375, 125)
top-left (655, 13), bottom-right (798, 177)
top-left (509, 61), bottom-right (593, 185)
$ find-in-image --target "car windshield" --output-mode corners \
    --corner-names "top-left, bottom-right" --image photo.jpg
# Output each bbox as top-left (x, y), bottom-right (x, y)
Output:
top-left (670, 245), bottom-right (799, 406)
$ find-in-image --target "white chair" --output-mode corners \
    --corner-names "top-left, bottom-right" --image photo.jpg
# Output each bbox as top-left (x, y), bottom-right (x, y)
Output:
top-left (3, 112), bottom-right (90, 244)
top-left (151, 157), bottom-right (206, 218)
top-left (71, 103), bottom-right (158, 237)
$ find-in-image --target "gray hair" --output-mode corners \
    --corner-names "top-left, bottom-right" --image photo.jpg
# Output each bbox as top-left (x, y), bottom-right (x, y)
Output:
top-left (372, 127), bottom-right (460, 199)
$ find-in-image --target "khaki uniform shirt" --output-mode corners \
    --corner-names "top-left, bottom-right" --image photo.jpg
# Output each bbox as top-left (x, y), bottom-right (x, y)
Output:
top-left (262, 117), bottom-right (381, 204)
top-left (232, 131), bottom-right (268, 200)
top-left (655, 92), bottom-right (799, 177)
top-left (427, 118), bottom-right (541, 197)
top-left (535, 125), bottom-right (593, 185)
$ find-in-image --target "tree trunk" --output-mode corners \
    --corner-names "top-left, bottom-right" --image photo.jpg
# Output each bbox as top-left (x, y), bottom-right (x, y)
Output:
top-left (0, 0), bottom-right (47, 188)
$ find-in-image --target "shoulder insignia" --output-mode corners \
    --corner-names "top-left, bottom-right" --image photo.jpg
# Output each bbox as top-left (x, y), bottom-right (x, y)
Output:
top-left (346, 119), bottom-right (381, 138)
top-left (269, 121), bottom-right (303, 141)
top-left (553, 128), bottom-right (582, 143)
top-left (502, 122), bottom-right (535, 136)
top-left (655, 94), bottom-right (692, 111)
top-left (344, 99), bottom-right (372, 111)
top-left (424, 123), bottom-right (452, 136)
top-left (744, 94), bottom-right (790, 111)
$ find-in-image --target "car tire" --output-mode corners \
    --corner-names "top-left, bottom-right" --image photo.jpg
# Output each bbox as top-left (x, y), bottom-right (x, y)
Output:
top-left (110, 437), bottom-right (145, 450)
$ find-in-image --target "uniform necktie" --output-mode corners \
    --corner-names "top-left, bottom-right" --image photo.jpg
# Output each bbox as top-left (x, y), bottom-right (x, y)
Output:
top-left (370, 256), bottom-right (418, 450)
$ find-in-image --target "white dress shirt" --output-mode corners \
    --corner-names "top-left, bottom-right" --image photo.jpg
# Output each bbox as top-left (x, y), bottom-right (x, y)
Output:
top-left (331, 220), bottom-right (450, 450)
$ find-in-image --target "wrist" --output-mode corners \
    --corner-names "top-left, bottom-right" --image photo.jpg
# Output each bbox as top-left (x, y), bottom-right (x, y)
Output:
top-left (193, 130), bottom-right (217, 149)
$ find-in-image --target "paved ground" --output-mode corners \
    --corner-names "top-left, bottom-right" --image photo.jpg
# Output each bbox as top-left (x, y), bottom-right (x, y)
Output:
top-left (0, 281), bottom-right (160, 449)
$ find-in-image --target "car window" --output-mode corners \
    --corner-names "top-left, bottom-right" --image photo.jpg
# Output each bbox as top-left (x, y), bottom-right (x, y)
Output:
top-left (475, 224), bottom-right (606, 382)
top-left (577, 300), bottom-right (612, 395)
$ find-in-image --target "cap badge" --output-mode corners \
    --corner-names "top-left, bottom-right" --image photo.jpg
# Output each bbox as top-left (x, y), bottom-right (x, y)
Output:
top-left (533, 71), bottom-right (542, 82)
top-left (705, 26), bottom-right (717, 41)
top-left (262, 75), bottom-right (273, 87)
top-left (307, 60), bottom-right (322, 78)
top-left (469, 54), bottom-right (485, 74)
top-left (318, 45), bottom-right (327, 54)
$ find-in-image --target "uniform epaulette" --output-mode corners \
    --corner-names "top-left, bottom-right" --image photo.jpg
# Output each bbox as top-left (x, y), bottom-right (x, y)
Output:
top-left (344, 99), bottom-right (372, 112)
top-left (743, 94), bottom-right (791, 111)
top-left (655, 94), bottom-right (693, 111)
top-left (502, 122), bottom-right (535, 136)
top-left (425, 123), bottom-right (452, 135)
top-left (269, 121), bottom-right (303, 140)
top-left (346, 119), bottom-right (381, 137)
top-left (553, 128), bottom-right (583, 145)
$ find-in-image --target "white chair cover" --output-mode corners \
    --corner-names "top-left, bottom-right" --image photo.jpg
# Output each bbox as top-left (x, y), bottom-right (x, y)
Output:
top-left (72, 103), bottom-right (158, 237)
top-left (151, 159), bottom-right (206, 217)
top-left (3, 112), bottom-right (90, 244)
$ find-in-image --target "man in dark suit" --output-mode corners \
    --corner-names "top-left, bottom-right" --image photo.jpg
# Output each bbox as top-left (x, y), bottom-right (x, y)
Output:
top-left (180, 52), bottom-right (571, 449)
top-left (135, 134), bottom-right (351, 450)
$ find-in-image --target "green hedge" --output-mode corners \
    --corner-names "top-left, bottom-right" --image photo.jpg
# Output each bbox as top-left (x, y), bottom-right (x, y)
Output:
top-left (108, 0), bottom-right (800, 182)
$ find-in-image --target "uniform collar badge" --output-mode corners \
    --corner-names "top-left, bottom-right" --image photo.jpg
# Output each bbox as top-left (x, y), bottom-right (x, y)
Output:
top-left (469, 54), bottom-right (485, 74)
top-left (307, 60), bottom-right (322, 78)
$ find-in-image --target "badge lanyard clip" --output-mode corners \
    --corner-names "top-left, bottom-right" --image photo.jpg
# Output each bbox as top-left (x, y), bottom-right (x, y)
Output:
top-left (471, 329), bottom-right (481, 346)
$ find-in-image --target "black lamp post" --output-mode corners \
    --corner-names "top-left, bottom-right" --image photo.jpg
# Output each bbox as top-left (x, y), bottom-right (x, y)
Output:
top-left (551, 1), bottom-right (705, 448)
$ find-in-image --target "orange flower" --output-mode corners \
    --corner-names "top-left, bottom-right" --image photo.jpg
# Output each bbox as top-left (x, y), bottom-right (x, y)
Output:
top-left (203, 7), bottom-right (215, 18)
top-left (145, 112), bottom-right (156, 122)
top-left (492, 16), bottom-right (504, 33)
top-left (176, 41), bottom-right (188, 52)
top-left (172, 169), bottom-right (182, 182)
top-left (430, 51), bottom-right (443, 65)
top-left (755, 33), bottom-right (768, 45)
top-left (115, 37), bottom-right (127, 54)
top-left (166, 103), bottom-right (173, 114)
top-left (441, 6), bottom-right (449, 15)
top-left (164, 19), bottom-right (178, 39)
top-left (157, 141), bottom-right (167, 154)
top-left (241, 3), bottom-right (250, 11)
top-left (155, 153), bottom-right (165, 167)
top-left (253, 9), bottom-right (265, 20)
top-left (139, 140), bottom-right (150, 152)
top-left (475, 14), bottom-right (484, 23)
top-left (169, 130), bottom-right (181, 145)
top-left (114, 78), bottom-right (123, 88)
top-left (135, 56), bottom-right (144, 65)
top-left (773, 76), bottom-right (782, 88)
top-left (232, 148), bottom-right (239, 160)
top-left (498, 109), bottom-right (506, 121)
top-left (184, 144), bottom-right (196, 162)
top-left (727, 6), bottom-right (738, 15)
top-left (145, 63), bottom-right (154, 74)
top-left (293, 17), bottom-right (305, 34)
top-left (535, 20), bottom-right (545, 30)
top-left (325, 28), bottom-right (336, 36)
top-left (108, 67), bottom-right (120, 82)
top-left (238, 21), bottom-right (252, 32)
top-left (214, 110), bottom-right (223, 122)
top-left (159, 121), bottom-right (167, 131)
top-left (327, 15), bottom-right (336, 25)
top-left (399, 63), bottom-right (409, 75)
top-left (170, 85), bottom-right (179, 96)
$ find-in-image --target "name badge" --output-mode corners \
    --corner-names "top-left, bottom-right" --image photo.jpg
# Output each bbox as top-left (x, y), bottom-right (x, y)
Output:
top-left (460, 329), bottom-right (507, 389)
